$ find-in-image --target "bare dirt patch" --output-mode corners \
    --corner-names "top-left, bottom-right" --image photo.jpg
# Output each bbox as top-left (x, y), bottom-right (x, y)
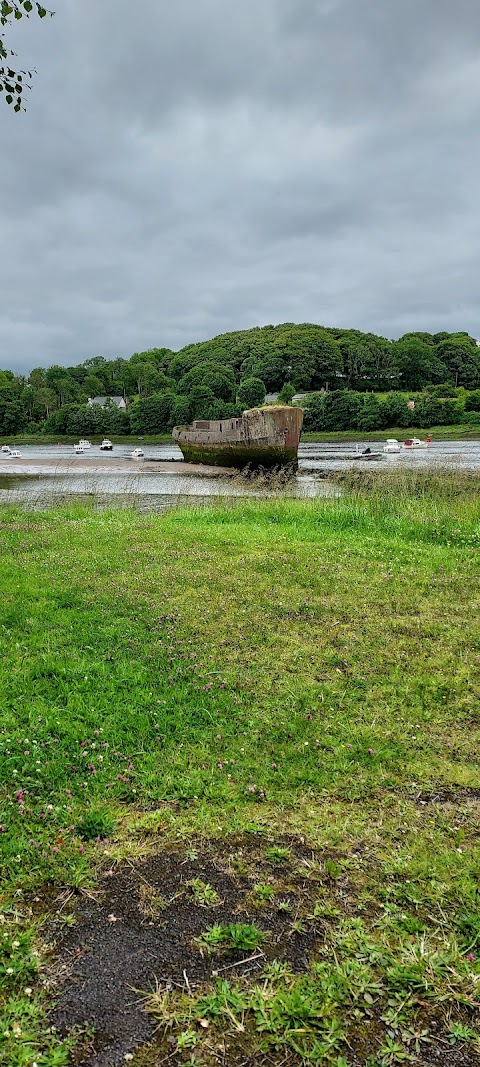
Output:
top-left (48, 837), bottom-right (327, 1066)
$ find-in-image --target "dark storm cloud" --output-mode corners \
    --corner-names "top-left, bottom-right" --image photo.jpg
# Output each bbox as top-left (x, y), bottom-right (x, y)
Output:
top-left (1, 0), bottom-right (479, 373)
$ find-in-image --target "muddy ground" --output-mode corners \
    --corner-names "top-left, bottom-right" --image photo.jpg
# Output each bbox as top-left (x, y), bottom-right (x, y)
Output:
top-left (41, 834), bottom-right (480, 1067)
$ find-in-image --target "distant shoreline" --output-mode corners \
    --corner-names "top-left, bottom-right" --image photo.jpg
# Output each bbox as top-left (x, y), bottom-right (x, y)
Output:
top-left (1, 423), bottom-right (479, 447)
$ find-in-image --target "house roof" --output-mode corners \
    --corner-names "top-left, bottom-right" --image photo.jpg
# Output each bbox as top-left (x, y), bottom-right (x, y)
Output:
top-left (89, 396), bottom-right (125, 407)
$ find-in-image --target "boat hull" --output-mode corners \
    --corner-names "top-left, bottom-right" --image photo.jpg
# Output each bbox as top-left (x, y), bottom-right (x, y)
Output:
top-left (173, 406), bottom-right (303, 470)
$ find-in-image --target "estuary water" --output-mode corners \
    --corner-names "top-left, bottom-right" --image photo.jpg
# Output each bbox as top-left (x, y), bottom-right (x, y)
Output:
top-left (0, 439), bottom-right (479, 510)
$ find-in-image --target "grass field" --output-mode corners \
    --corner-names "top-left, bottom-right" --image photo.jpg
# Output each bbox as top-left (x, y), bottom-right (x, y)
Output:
top-left (1, 477), bottom-right (480, 1066)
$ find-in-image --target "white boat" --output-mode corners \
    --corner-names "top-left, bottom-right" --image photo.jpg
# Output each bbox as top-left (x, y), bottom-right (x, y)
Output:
top-left (352, 449), bottom-right (383, 461)
top-left (1, 445), bottom-right (11, 454)
top-left (78, 439), bottom-right (91, 449)
top-left (9, 449), bottom-right (22, 458)
top-left (403, 437), bottom-right (428, 449)
top-left (74, 443), bottom-right (85, 454)
top-left (130, 447), bottom-right (145, 460)
top-left (100, 438), bottom-right (113, 451)
top-left (384, 439), bottom-right (402, 453)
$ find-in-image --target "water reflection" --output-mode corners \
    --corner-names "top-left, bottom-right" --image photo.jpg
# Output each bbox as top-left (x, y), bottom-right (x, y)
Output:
top-left (0, 439), bottom-right (479, 511)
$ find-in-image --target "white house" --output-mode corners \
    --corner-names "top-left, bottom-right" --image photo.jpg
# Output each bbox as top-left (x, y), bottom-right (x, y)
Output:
top-left (88, 396), bottom-right (127, 411)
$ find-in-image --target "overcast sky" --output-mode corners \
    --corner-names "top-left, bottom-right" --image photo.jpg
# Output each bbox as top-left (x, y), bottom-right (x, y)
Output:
top-left (1, 0), bottom-right (479, 375)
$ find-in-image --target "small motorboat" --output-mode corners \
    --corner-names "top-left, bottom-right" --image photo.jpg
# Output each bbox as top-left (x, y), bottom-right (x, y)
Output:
top-left (1, 445), bottom-right (11, 454)
top-left (100, 438), bottom-right (113, 451)
top-left (78, 439), bottom-right (91, 449)
top-left (403, 437), bottom-right (428, 449)
top-left (353, 446), bottom-right (382, 461)
top-left (384, 439), bottom-right (402, 454)
top-left (74, 443), bottom-right (85, 454)
top-left (9, 449), bottom-right (22, 458)
top-left (130, 447), bottom-right (145, 460)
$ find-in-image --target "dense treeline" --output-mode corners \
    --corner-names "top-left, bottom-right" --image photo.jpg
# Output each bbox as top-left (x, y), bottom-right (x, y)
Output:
top-left (302, 388), bottom-right (480, 432)
top-left (1, 324), bottom-right (480, 436)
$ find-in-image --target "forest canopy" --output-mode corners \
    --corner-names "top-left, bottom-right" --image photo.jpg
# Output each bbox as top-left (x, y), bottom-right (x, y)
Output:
top-left (1, 323), bottom-right (480, 436)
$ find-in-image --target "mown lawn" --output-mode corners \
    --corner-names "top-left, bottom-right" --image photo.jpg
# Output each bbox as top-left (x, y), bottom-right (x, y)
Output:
top-left (1, 486), bottom-right (479, 1066)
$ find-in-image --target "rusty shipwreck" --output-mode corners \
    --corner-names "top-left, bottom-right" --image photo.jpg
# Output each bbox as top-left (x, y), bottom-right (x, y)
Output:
top-left (172, 405), bottom-right (303, 469)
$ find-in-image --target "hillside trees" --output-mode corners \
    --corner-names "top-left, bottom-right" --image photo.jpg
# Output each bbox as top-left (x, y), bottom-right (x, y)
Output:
top-left (237, 377), bottom-right (266, 408)
top-left (178, 362), bottom-right (236, 403)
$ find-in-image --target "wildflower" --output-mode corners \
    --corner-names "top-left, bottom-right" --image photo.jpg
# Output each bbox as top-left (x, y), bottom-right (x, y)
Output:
top-left (467, 953), bottom-right (475, 962)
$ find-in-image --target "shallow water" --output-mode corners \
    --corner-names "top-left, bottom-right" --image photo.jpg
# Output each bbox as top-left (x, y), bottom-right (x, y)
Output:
top-left (0, 439), bottom-right (478, 510)
top-left (0, 441), bottom-right (333, 509)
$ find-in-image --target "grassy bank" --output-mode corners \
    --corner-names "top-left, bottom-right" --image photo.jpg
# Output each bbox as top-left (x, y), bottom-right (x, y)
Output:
top-left (0, 434), bottom-right (172, 446)
top-left (1, 483), bottom-right (480, 1066)
top-left (302, 423), bottom-right (480, 442)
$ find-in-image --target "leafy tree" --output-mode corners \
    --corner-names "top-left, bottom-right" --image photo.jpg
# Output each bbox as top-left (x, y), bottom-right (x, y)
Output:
top-left (129, 391), bottom-right (176, 434)
top-left (237, 377), bottom-right (266, 408)
top-left (303, 391), bottom-right (363, 431)
top-left (45, 365), bottom-right (80, 406)
top-left (102, 405), bottom-right (130, 435)
top-left (188, 386), bottom-right (218, 421)
top-left (322, 391), bottom-right (363, 431)
top-left (178, 362), bottom-right (236, 403)
top-left (83, 374), bottom-right (105, 399)
top-left (302, 393), bottom-right (327, 431)
top-left (380, 393), bottom-right (415, 429)
top-left (465, 390), bottom-right (480, 412)
top-left (171, 395), bottom-right (191, 427)
top-left (65, 405), bottom-right (101, 436)
top-left (240, 349), bottom-right (288, 392)
top-left (357, 394), bottom-right (386, 431)
top-left (0, 396), bottom-right (27, 434)
top-left (435, 337), bottom-right (480, 389)
top-left (393, 338), bottom-right (446, 391)
top-left (278, 381), bottom-right (295, 404)
top-left (1, 1), bottom-right (53, 112)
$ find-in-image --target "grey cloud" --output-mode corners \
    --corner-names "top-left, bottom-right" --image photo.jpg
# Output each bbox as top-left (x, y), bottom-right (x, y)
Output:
top-left (0, 0), bottom-right (479, 374)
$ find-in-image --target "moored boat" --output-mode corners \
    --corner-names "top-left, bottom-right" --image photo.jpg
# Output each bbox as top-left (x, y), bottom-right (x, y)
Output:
top-left (78, 439), bottom-right (91, 449)
top-left (74, 443), bottom-right (85, 454)
top-left (9, 449), bottom-right (22, 458)
top-left (1, 445), bottom-right (11, 454)
top-left (352, 448), bottom-right (383, 461)
top-left (130, 447), bottom-right (145, 460)
top-left (384, 439), bottom-right (402, 453)
top-left (403, 437), bottom-right (428, 449)
top-left (100, 438), bottom-right (113, 451)
top-left (172, 405), bottom-right (303, 469)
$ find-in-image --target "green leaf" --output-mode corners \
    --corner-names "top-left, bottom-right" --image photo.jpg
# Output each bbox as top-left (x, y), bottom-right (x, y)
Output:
top-left (24, 1), bottom-right (33, 10)
top-left (5, 92), bottom-right (13, 102)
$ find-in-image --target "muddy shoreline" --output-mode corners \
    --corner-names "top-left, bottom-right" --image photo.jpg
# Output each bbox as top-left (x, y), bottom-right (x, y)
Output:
top-left (0, 456), bottom-right (235, 477)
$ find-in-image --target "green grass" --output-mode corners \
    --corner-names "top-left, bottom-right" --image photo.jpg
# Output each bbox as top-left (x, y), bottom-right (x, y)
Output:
top-left (0, 483), bottom-right (479, 1064)
top-left (302, 421), bottom-right (480, 442)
